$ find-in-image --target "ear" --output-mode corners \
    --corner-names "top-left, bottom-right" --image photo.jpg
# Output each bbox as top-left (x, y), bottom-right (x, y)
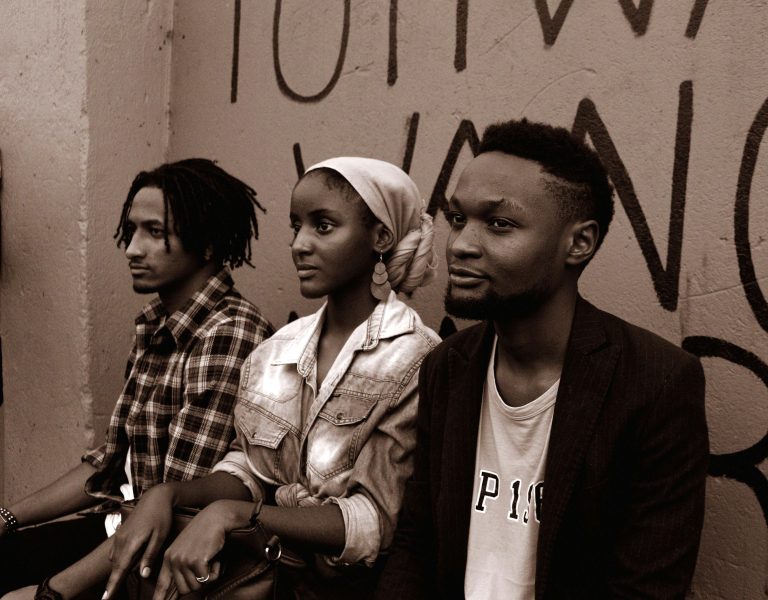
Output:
top-left (372, 224), bottom-right (395, 254)
top-left (565, 220), bottom-right (599, 267)
top-left (203, 245), bottom-right (214, 262)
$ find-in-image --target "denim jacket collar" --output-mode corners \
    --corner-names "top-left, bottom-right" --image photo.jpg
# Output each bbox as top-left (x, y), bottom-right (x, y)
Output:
top-left (270, 291), bottom-right (415, 375)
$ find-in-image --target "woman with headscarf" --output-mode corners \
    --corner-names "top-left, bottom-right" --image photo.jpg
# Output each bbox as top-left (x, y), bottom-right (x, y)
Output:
top-left (104, 157), bottom-right (441, 599)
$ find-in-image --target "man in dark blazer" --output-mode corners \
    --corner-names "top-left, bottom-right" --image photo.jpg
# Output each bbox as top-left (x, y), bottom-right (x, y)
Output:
top-left (376, 119), bottom-right (709, 599)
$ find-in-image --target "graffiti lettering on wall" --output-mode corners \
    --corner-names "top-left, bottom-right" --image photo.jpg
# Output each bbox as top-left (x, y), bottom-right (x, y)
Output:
top-left (229, 1), bottom-right (767, 527)
top-left (534, 0), bottom-right (710, 44)
top-left (229, 0), bottom-right (712, 102)
top-left (290, 101), bottom-right (768, 523)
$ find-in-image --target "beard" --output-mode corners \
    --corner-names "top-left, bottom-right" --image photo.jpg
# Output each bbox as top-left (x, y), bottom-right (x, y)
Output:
top-left (444, 282), bottom-right (550, 321)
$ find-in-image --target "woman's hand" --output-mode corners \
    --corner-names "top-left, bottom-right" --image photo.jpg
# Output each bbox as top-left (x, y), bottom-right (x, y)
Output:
top-left (152, 500), bottom-right (254, 600)
top-left (103, 484), bottom-right (176, 599)
top-left (0, 585), bottom-right (36, 600)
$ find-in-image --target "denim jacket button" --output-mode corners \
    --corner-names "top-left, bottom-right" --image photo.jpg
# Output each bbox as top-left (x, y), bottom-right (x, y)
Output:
top-left (336, 412), bottom-right (344, 420)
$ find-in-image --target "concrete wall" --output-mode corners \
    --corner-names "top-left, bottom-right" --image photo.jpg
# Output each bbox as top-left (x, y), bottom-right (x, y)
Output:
top-left (166, 1), bottom-right (767, 597)
top-left (0, 1), bottom-right (91, 499)
top-left (0, 1), bottom-right (172, 499)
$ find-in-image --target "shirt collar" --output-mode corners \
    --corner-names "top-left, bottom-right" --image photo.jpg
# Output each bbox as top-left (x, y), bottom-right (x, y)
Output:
top-left (135, 268), bottom-right (235, 347)
top-left (272, 290), bottom-right (415, 370)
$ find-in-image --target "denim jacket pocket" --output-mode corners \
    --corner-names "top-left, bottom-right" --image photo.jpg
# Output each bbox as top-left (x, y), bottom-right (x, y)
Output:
top-left (241, 360), bottom-right (300, 404)
top-left (307, 391), bottom-right (379, 480)
top-left (237, 405), bottom-right (293, 480)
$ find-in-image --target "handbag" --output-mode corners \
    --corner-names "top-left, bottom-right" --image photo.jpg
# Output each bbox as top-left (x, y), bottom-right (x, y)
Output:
top-left (119, 499), bottom-right (281, 600)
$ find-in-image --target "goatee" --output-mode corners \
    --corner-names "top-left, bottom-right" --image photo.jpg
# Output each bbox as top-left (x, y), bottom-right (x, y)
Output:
top-left (444, 284), bottom-right (548, 321)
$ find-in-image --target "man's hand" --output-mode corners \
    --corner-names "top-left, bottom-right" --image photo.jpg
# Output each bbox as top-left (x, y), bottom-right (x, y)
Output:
top-left (103, 484), bottom-right (175, 599)
top-left (152, 499), bottom-right (252, 600)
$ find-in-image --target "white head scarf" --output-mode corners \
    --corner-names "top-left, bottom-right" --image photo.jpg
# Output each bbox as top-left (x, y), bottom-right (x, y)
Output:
top-left (305, 157), bottom-right (436, 295)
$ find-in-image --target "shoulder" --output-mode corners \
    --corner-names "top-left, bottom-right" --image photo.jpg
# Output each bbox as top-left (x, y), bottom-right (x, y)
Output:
top-left (195, 289), bottom-right (273, 345)
top-left (423, 322), bottom-right (488, 366)
top-left (391, 301), bottom-right (442, 353)
top-left (583, 301), bottom-right (704, 401)
top-left (259, 312), bottom-right (315, 344)
top-left (595, 304), bottom-right (698, 371)
top-left (237, 313), bottom-right (318, 368)
top-left (365, 301), bottom-right (442, 379)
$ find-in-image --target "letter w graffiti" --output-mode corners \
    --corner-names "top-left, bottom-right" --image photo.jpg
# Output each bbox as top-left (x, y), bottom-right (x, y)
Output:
top-left (572, 81), bottom-right (693, 311)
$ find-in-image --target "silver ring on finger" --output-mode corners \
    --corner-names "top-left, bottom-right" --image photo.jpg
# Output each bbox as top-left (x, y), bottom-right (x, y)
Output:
top-left (195, 573), bottom-right (210, 584)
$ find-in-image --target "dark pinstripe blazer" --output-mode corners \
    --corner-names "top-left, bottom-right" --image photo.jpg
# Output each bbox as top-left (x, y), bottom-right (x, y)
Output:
top-left (377, 297), bottom-right (709, 599)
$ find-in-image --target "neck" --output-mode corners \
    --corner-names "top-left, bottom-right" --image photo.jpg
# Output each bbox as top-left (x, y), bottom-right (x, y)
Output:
top-left (324, 281), bottom-right (380, 337)
top-left (493, 284), bottom-right (578, 373)
top-left (158, 263), bottom-right (220, 315)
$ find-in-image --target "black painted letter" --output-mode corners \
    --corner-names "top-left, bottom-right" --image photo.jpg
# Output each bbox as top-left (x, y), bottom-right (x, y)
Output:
top-left (273, 0), bottom-right (351, 103)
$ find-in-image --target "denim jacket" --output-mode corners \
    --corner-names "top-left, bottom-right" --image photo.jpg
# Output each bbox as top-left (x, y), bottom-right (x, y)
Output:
top-left (213, 291), bottom-right (440, 565)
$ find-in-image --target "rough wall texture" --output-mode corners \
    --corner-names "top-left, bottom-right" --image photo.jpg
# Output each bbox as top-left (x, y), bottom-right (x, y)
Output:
top-left (0, 2), bottom-right (171, 500)
top-left (166, 1), bottom-right (767, 597)
top-left (83, 0), bottom-right (173, 452)
top-left (0, 1), bottom-right (90, 499)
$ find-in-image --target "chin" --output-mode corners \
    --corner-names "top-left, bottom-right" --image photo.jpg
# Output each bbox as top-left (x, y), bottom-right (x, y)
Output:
top-left (444, 286), bottom-right (490, 320)
top-left (444, 284), bottom-right (547, 321)
top-left (298, 283), bottom-right (327, 300)
top-left (132, 282), bottom-right (157, 295)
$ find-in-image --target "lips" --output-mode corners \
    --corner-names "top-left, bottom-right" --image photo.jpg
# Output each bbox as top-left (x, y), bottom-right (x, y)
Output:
top-left (295, 263), bottom-right (319, 279)
top-left (129, 263), bottom-right (151, 274)
top-left (448, 265), bottom-right (487, 287)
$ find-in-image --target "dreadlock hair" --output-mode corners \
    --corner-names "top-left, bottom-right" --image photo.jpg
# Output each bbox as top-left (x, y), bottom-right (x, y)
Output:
top-left (478, 119), bottom-right (614, 263)
top-left (114, 158), bottom-right (265, 269)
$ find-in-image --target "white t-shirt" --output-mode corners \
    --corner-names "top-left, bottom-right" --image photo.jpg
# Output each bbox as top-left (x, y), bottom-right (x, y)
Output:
top-left (464, 336), bottom-right (559, 600)
top-left (104, 447), bottom-right (135, 536)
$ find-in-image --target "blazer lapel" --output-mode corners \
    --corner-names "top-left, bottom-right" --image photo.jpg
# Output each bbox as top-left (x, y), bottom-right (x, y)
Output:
top-left (536, 297), bottom-right (620, 597)
top-left (437, 322), bottom-right (495, 588)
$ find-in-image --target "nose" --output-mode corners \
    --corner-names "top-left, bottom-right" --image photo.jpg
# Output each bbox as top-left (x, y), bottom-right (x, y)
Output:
top-left (447, 222), bottom-right (482, 259)
top-left (125, 232), bottom-right (143, 259)
top-left (290, 225), bottom-right (312, 258)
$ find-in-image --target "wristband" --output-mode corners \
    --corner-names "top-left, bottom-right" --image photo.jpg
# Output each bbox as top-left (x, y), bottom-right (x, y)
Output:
top-left (0, 506), bottom-right (19, 534)
top-left (35, 577), bottom-right (64, 600)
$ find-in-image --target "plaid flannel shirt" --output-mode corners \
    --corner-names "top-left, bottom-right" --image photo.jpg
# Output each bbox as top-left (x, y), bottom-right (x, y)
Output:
top-left (83, 268), bottom-right (273, 500)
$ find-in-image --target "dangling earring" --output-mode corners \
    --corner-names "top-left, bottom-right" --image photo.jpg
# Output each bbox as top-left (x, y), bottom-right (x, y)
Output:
top-left (370, 253), bottom-right (391, 301)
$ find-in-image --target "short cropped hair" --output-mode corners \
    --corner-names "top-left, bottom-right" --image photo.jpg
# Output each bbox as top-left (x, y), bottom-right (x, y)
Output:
top-left (478, 119), bottom-right (614, 258)
top-left (114, 158), bottom-right (265, 269)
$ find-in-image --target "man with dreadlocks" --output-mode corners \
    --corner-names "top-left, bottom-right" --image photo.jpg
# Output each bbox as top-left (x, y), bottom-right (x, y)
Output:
top-left (0, 159), bottom-right (273, 599)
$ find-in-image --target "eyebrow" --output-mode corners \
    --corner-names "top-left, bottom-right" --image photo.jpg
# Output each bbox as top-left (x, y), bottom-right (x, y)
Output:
top-left (447, 196), bottom-right (526, 213)
top-left (126, 216), bottom-right (165, 227)
top-left (291, 208), bottom-right (344, 220)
